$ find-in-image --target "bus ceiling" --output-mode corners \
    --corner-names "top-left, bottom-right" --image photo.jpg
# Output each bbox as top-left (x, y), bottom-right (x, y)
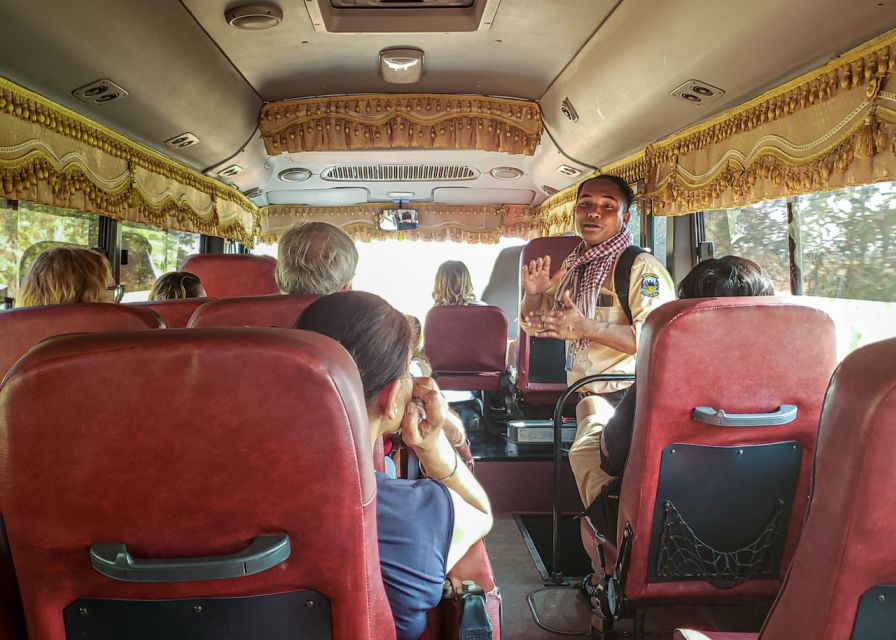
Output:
top-left (0, 0), bottom-right (895, 210)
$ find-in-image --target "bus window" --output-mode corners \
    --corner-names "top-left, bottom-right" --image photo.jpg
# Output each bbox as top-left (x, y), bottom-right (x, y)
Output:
top-left (792, 181), bottom-right (896, 358)
top-left (653, 215), bottom-right (668, 267)
top-left (119, 222), bottom-right (201, 302)
top-left (0, 201), bottom-right (100, 304)
top-left (703, 200), bottom-right (791, 294)
top-left (255, 237), bottom-right (527, 322)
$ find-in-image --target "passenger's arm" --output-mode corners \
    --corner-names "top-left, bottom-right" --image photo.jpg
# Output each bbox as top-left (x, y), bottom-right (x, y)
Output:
top-left (401, 387), bottom-right (493, 569)
top-left (528, 290), bottom-right (637, 354)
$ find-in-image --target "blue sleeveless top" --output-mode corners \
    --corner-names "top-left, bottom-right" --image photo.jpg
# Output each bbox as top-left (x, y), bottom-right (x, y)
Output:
top-left (375, 472), bottom-right (454, 640)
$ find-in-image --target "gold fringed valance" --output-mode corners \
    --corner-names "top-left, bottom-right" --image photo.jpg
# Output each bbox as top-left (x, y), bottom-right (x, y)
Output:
top-left (535, 27), bottom-right (896, 219)
top-left (260, 203), bottom-right (546, 244)
top-left (0, 76), bottom-right (259, 244)
top-left (260, 94), bottom-right (543, 156)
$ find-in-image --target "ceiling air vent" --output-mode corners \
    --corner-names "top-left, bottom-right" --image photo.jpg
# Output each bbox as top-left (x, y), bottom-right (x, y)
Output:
top-left (670, 80), bottom-right (726, 105)
top-left (541, 185), bottom-right (559, 196)
top-left (72, 79), bottom-right (128, 105)
top-left (490, 166), bottom-right (523, 180)
top-left (242, 187), bottom-right (264, 198)
top-left (560, 97), bottom-right (578, 122)
top-left (218, 165), bottom-right (243, 178)
top-left (164, 133), bottom-right (200, 150)
top-left (321, 164), bottom-right (478, 182)
top-left (556, 164), bottom-right (582, 178)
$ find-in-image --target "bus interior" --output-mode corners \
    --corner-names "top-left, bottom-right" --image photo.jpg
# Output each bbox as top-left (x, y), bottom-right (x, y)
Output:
top-left (2, 1), bottom-right (896, 638)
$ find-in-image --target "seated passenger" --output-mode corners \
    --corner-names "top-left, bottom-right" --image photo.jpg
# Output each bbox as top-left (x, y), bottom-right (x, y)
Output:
top-left (577, 256), bottom-right (774, 593)
top-left (297, 291), bottom-right (493, 640)
top-left (18, 247), bottom-right (119, 306)
top-left (276, 221), bottom-right (358, 295)
top-left (432, 260), bottom-right (483, 306)
top-left (148, 271), bottom-right (206, 301)
top-left (405, 313), bottom-right (431, 376)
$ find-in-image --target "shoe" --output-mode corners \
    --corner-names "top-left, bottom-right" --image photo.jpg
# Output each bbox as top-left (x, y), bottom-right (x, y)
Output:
top-left (580, 572), bottom-right (602, 598)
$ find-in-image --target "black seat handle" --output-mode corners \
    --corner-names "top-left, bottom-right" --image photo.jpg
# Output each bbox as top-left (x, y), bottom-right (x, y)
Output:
top-left (90, 534), bottom-right (290, 583)
top-left (692, 404), bottom-right (798, 427)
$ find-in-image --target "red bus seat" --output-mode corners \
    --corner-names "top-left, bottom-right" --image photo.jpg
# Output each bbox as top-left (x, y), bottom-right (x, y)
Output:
top-left (675, 337), bottom-right (896, 640)
top-left (128, 297), bottom-right (213, 328)
top-left (0, 328), bottom-right (394, 639)
top-left (514, 235), bottom-right (581, 406)
top-left (0, 303), bottom-right (164, 378)
top-left (186, 294), bottom-right (318, 328)
top-left (424, 305), bottom-right (508, 391)
top-left (588, 298), bottom-right (836, 633)
top-left (180, 254), bottom-right (279, 298)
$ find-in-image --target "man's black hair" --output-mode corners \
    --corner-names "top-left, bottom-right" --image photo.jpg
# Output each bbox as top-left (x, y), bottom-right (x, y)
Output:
top-left (677, 255), bottom-right (775, 299)
top-left (575, 174), bottom-right (636, 213)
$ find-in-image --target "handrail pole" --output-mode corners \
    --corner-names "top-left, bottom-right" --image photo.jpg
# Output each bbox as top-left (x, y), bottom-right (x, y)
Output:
top-left (546, 373), bottom-right (635, 587)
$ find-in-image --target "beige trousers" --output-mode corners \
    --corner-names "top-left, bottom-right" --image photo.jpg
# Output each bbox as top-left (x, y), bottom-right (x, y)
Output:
top-left (568, 412), bottom-right (615, 508)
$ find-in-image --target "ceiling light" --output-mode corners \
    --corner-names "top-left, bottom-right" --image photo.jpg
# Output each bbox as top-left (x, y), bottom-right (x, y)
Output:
top-left (388, 191), bottom-right (415, 199)
top-left (278, 168), bottom-right (312, 182)
top-left (225, 4), bottom-right (283, 30)
top-left (490, 166), bottom-right (524, 180)
top-left (380, 48), bottom-right (424, 84)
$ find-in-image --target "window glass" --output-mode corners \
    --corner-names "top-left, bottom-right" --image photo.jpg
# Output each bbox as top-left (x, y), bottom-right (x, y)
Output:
top-left (791, 181), bottom-right (896, 358)
top-left (703, 200), bottom-right (790, 293)
top-left (0, 200), bottom-right (99, 304)
top-left (627, 206), bottom-right (641, 248)
top-left (254, 236), bottom-right (528, 323)
top-left (652, 214), bottom-right (668, 266)
top-left (120, 221), bottom-right (201, 301)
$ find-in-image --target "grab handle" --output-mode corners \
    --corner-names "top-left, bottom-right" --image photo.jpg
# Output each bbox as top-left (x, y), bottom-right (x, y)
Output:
top-left (90, 534), bottom-right (290, 583)
top-left (692, 405), bottom-right (797, 427)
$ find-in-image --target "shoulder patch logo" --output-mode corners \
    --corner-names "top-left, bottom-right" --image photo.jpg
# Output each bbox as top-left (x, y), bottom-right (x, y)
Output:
top-left (640, 273), bottom-right (660, 297)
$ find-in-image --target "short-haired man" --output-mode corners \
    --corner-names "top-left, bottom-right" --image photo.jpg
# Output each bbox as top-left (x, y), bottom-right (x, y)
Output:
top-left (520, 174), bottom-right (675, 512)
top-left (276, 221), bottom-right (358, 294)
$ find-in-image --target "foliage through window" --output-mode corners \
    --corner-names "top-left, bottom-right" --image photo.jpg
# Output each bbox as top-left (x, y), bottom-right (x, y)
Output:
top-left (0, 201), bottom-right (99, 304)
top-left (120, 221), bottom-right (201, 301)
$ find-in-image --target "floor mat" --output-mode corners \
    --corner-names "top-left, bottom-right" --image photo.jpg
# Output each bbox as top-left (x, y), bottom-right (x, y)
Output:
top-left (514, 512), bottom-right (593, 581)
top-left (526, 587), bottom-right (591, 636)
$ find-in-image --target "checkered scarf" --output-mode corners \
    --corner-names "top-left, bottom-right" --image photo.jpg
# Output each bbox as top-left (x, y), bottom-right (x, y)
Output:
top-left (555, 227), bottom-right (633, 357)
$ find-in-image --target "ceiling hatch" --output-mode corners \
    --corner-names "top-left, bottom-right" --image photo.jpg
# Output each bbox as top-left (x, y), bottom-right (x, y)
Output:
top-left (321, 164), bottom-right (478, 181)
top-left (305, 0), bottom-right (500, 33)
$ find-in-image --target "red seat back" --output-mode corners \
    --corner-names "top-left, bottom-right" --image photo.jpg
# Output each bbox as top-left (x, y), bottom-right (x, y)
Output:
top-left (180, 254), bottom-right (279, 298)
top-left (0, 303), bottom-right (164, 378)
top-left (128, 297), bottom-right (213, 328)
top-left (617, 298), bottom-right (836, 603)
top-left (0, 328), bottom-right (394, 639)
top-left (424, 306), bottom-right (508, 391)
top-left (186, 294), bottom-right (318, 328)
top-left (515, 236), bottom-right (581, 405)
top-left (759, 337), bottom-right (896, 639)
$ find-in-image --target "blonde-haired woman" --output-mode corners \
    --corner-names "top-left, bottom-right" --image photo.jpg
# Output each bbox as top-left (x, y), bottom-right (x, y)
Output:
top-left (432, 261), bottom-right (482, 306)
top-left (18, 247), bottom-right (119, 307)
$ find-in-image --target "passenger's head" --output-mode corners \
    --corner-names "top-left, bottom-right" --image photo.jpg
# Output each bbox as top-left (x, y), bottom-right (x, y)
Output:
top-left (19, 247), bottom-right (115, 307)
top-left (148, 271), bottom-right (206, 301)
top-left (677, 255), bottom-right (775, 299)
top-left (433, 260), bottom-right (475, 306)
top-left (574, 174), bottom-right (635, 247)
top-left (276, 222), bottom-right (358, 295)
top-left (296, 292), bottom-right (414, 435)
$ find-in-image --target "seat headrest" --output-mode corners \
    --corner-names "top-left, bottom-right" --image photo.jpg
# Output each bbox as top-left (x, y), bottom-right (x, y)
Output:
top-left (1, 327), bottom-right (375, 503)
top-left (128, 297), bottom-right (213, 328)
top-left (424, 305), bottom-right (508, 372)
top-left (0, 303), bottom-right (164, 380)
top-left (180, 254), bottom-right (279, 298)
top-left (521, 236), bottom-right (581, 271)
top-left (187, 294), bottom-right (318, 328)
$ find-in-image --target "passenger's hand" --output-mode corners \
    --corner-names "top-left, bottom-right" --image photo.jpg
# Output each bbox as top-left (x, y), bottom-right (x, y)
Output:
top-left (526, 290), bottom-right (587, 340)
top-left (521, 255), bottom-right (566, 296)
top-left (401, 377), bottom-right (448, 452)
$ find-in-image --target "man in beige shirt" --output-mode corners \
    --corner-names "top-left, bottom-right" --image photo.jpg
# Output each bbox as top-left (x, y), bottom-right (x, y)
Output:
top-left (520, 174), bottom-right (674, 508)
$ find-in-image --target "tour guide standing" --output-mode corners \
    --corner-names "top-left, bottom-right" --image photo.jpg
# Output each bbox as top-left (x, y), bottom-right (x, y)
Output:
top-left (519, 174), bottom-right (674, 509)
